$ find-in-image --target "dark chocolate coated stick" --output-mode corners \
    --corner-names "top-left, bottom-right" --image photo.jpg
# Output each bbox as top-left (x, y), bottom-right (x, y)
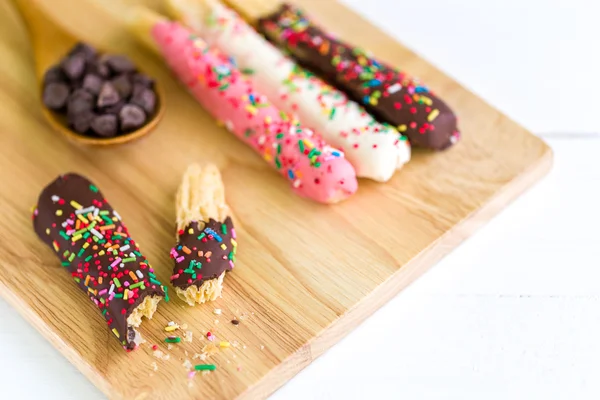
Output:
top-left (259, 4), bottom-right (460, 150)
top-left (33, 173), bottom-right (168, 350)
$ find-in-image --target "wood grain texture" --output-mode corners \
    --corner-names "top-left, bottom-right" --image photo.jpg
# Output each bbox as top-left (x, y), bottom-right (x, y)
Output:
top-left (0, 0), bottom-right (552, 399)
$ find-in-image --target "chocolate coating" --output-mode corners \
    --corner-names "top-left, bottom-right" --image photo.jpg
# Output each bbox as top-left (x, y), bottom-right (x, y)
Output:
top-left (32, 173), bottom-right (166, 350)
top-left (259, 4), bottom-right (460, 150)
top-left (170, 218), bottom-right (236, 290)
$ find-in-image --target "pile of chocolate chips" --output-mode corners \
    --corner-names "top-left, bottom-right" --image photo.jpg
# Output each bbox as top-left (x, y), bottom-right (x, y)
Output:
top-left (42, 42), bottom-right (157, 138)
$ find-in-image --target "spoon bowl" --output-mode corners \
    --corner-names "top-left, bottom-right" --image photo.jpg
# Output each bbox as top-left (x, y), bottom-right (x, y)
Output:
top-left (12, 0), bottom-right (164, 146)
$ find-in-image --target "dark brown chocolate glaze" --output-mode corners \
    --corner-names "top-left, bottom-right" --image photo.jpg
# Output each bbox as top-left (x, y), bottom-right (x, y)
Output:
top-left (32, 173), bottom-right (167, 351)
top-left (170, 217), bottom-right (236, 290)
top-left (259, 4), bottom-right (460, 150)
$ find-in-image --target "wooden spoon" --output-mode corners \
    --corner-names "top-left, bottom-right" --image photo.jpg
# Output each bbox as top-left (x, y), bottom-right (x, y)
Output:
top-left (11, 0), bottom-right (164, 146)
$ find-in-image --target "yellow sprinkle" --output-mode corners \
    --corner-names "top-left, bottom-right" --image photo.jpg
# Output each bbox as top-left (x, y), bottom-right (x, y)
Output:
top-left (98, 250), bottom-right (105, 256)
top-left (231, 239), bottom-right (237, 247)
top-left (303, 139), bottom-right (314, 149)
top-left (369, 98), bottom-right (378, 106)
top-left (219, 341), bottom-right (230, 348)
top-left (53, 242), bottom-right (59, 252)
top-left (245, 105), bottom-right (257, 115)
top-left (124, 289), bottom-right (129, 300)
top-left (46, 228), bottom-right (50, 235)
top-left (112, 328), bottom-right (120, 338)
top-left (71, 234), bottom-right (82, 241)
top-left (77, 214), bottom-right (89, 224)
top-left (165, 325), bottom-right (179, 332)
top-left (264, 116), bottom-right (272, 124)
top-left (55, 210), bottom-right (63, 216)
top-left (188, 228), bottom-right (194, 234)
top-left (70, 201), bottom-right (82, 210)
top-left (398, 124), bottom-right (407, 132)
top-left (83, 242), bottom-right (90, 249)
top-left (220, 244), bottom-right (227, 250)
top-left (420, 96), bottom-right (433, 106)
top-left (428, 109), bottom-right (440, 122)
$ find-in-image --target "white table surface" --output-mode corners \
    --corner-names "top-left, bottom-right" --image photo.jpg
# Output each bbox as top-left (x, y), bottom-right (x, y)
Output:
top-left (2, 0), bottom-right (599, 399)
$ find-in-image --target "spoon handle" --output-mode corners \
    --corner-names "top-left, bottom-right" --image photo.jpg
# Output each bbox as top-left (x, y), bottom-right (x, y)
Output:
top-left (11, 0), bottom-right (76, 79)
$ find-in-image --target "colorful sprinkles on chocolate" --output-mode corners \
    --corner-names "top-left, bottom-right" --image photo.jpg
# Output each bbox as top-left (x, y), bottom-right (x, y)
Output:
top-left (32, 174), bottom-right (167, 350)
top-left (259, 4), bottom-right (460, 150)
top-left (170, 217), bottom-right (236, 289)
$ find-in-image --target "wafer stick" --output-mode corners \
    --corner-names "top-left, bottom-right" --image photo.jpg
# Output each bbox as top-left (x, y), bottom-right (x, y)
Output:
top-left (170, 164), bottom-right (236, 305)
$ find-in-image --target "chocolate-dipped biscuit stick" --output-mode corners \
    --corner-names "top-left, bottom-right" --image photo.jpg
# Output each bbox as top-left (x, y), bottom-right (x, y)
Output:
top-left (226, 2), bottom-right (459, 150)
top-left (170, 164), bottom-right (236, 305)
top-left (32, 173), bottom-right (167, 351)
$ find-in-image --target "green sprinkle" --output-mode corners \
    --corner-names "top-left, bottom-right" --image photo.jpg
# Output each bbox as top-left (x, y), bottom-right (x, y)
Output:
top-left (276, 133), bottom-right (284, 139)
top-left (228, 252), bottom-right (234, 261)
top-left (113, 278), bottom-right (121, 288)
top-left (221, 224), bottom-right (227, 235)
top-left (101, 216), bottom-right (113, 224)
top-left (198, 233), bottom-right (206, 240)
top-left (277, 144), bottom-right (282, 155)
top-left (77, 248), bottom-right (85, 257)
top-left (194, 364), bottom-right (216, 371)
top-left (298, 140), bottom-right (305, 153)
top-left (89, 184), bottom-right (99, 193)
top-left (150, 277), bottom-right (162, 285)
top-left (85, 255), bottom-right (93, 262)
top-left (275, 157), bottom-right (282, 169)
top-left (195, 262), bottom-right (202, 270)
top-left (98, 239), bottom-right (106, 244)
top-left (183, 269), bottom-right (195, 274)
top-left (129, 282), bottom-right (144, 289)
top-left (99, 210), bottom-right (110, 215)
top-left (134, 251), bottom-right (142, 257)
top-left (102, 309), bottom-right (107, 316)
top-left (314, 162), bottom-right (322, 167)
top-left (241, 68), bottom-right (254, 75)
top-left (329, 108), bottom-right (336, 120)
top-left (164, 286), bottom-right (169, 302)
top-left (114, 294), bottom-right (123, 299)
top-left (59, 231), bottom-right (69, 240)
top-left (100, 297), bottom-right (105, 304)
top-left (63, 250), bottom-right (69, 258)
top-left (219, 83), bottom-right (230, 91)
top-left (192, 274), bottom-right (197, 280)
top-left (122, 257), bottom-right (136, 263)
top-left (68, 253), bottom-right (75, 262)
top-left (83, 232), bottom-right (90, 239)
top-left (308, 148), bottom-right (317, 158)
top-left (61, 261), bottom-right (70, 267)
top-left (73, 277), bottom-right (81, 283)
top-left (165, 337), bottom-right (181, 343)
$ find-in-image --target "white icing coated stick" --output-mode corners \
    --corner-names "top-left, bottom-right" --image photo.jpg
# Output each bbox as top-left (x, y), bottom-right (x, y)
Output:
top-left (146, 15), bottom-right (358, 204)
top-left (166, 0), bottom-right (411, 182)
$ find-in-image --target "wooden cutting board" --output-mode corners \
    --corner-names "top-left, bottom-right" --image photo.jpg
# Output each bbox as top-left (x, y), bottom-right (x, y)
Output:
top-left (0, 0), bottom-right (552, 399)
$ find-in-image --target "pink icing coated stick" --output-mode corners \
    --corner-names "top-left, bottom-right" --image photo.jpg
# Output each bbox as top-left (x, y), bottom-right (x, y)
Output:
top-left (151, 22), bottom-right (358, 204)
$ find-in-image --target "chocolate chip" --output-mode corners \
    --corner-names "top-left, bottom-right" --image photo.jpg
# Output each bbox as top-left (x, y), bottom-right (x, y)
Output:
top-left (130, 87), bottom-right (156, 115)
top-left (91, 114), bottom-right (118, 137)
top-left (97, 82), bottom-right (120, 108)
top-left (102, 100), bottom-right (125, 116)
top-left (111, 74), bottom-right (132, 99)
top-left (68, 42), bottom-right (97, 62)
top-left (105, 55), bottom-right (136, 74)
top-left (119, 104), bottom-right (146, 131)
top-left (61, 53), bottom-right (86, 81)
top-left (82, 74), bottom-right (103, 96)
top-left (132, 73), bottom-right (154, 88)
top-left (69, 110), bottom-right (95, 134)
top-left (42, 82), bottom-right (70, 110)
top-left (43, 66), bottom-right (67, 86)
top-left (87, 61), bottom-right (110, 79)
top-left (231, 319), bottom-right (240, 325)
top-left (67, 89), bottom-right (94, 116)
